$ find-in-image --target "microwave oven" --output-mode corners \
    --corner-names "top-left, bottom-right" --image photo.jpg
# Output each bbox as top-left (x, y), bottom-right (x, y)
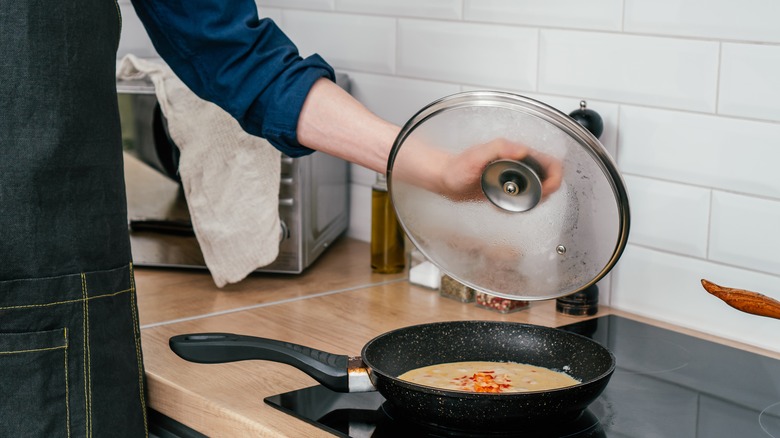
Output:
top-left (118, 74), bottom-right (350, 274)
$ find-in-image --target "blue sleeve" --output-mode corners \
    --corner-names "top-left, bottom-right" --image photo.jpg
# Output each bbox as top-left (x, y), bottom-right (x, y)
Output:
top-left (129, 0), bottom-right (335, 157)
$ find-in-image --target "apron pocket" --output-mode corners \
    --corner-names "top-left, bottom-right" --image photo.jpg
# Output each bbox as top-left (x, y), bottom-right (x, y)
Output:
top-left (0, 328), bottom-right (69, 437)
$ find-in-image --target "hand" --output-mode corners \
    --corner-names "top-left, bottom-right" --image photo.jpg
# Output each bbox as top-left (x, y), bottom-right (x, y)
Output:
top-left (394, 137), bottom-right (563, 202)
top-left (296, 80), bottom-right (562, 202)
top-left (440, 138), bottom-right (563, 201)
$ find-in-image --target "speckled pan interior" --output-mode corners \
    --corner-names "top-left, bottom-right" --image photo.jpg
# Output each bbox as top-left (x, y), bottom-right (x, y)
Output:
top-left (361, 320), bottom-right (615, 430)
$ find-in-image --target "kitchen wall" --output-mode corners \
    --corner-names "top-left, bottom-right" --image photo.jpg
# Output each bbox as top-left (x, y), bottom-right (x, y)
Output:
top-left (118, 1), bottom-right (780, 352)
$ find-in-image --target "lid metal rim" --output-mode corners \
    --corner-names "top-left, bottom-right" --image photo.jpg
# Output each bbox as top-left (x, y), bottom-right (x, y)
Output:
top-left (387, 90), bottom-right (631, 300)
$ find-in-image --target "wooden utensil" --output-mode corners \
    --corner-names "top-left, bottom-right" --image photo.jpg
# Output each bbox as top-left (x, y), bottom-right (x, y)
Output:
top-left (701, 279), bottom-right (780, 320)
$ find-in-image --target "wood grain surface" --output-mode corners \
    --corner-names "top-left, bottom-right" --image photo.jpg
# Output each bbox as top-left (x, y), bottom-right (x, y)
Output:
top-left (136, 239), bottom-right (780, 437)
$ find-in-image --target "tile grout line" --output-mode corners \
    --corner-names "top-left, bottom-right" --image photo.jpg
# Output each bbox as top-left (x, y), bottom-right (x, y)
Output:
top-left (626, 242), bottom-right (778, 279)
top-left (139, 277), bottom-right (408, 330)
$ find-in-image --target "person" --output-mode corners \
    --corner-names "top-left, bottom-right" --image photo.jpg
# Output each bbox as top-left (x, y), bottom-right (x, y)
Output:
top-left (0, 1), bottom-right (558, 436)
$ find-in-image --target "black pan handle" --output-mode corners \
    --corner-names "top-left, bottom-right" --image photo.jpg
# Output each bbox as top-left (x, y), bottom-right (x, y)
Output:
top-left (169, 333), bottom-right (351, 392)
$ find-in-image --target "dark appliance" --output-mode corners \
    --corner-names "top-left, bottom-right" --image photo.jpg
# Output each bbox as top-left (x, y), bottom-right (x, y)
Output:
top-left (265, 315), bottom-right (780, 437)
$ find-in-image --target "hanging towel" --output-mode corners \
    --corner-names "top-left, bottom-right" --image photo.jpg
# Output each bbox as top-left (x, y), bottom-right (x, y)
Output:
top-left (117, 54), bottom-right (281, 287)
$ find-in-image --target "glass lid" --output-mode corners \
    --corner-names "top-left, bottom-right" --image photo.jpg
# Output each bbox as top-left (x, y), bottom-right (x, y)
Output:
top-left (388, 91), bottom-right (630, 300)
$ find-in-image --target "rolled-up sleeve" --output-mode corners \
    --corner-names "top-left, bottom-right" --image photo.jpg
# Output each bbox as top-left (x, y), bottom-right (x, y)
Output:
top-left (129, 0), bottom-right (334, 157)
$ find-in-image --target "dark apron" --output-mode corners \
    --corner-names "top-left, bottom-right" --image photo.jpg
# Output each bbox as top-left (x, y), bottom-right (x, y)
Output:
top-left (0, 1), bottom-right (147, 436)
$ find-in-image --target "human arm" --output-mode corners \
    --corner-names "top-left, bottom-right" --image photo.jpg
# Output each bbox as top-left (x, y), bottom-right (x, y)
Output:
top-left (130, 0), bottom-right (332, 157)
top-left (297, 79), bottom-right (562, 199)
top-left (130, 0), bottom-right (561, 198)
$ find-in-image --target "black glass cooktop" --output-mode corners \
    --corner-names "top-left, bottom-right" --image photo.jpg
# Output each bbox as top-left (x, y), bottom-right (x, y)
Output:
top-left (264, 315), bottom-right (780, 437)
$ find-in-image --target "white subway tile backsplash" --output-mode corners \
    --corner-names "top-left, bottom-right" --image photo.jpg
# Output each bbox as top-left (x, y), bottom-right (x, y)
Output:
top-left (257, 0), bottom-right (334, 11)
top-left (624, 176), bottom-right (710, 258)
top-left (719, 43), bottom-right (780, 122)
top-left (117, 3), bottom-right (157, 59)
top-left (347, 183), bottom-right (372, 242)
top-left (344, 72), bottom-right (461, 126)
top-left (258, 6), bottom-right (283, 23)
top-left (115, 0), bottom-right (780, 349)
top-left (336, 0), bottom-right (462, 20)
top-left (350, 164), bottom-right (376, 187)
top-left (612, 245), bottom-right (780, 352)
top-left (519, 94), bottom-right (619, 159)
top-left (710, 192), bottom-right (780, 275)
top-left (397, 19), bottom-right (538, 90)
top-left (624, 0), bottom-right (780, 43)
top-left (539, 31), bottom-right (719, 112)
top-left (464, 0), bottom-right (622, 31)
top-left (618, 106), bottom-right (780, 200)
top-left (282, 11), bottom-right (396, 74)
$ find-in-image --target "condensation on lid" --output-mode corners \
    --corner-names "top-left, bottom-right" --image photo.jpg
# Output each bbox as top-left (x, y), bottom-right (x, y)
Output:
top-left (387, 91), bottom-right (630, 300)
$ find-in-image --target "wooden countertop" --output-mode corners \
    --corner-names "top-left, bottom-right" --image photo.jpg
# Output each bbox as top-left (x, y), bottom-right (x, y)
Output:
top-left (136, 237), bottom-right (780, 437)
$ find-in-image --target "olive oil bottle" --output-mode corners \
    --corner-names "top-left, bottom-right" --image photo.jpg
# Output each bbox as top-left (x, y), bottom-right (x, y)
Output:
top-left (371, 173), bottom-right (405, 273)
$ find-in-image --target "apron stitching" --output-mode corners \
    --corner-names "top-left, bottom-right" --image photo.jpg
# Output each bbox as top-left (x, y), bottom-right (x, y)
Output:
top-left (64, 328), bottom-right (71, 438)
top-left (81, 274), bottom-right (92, 438)
top-left (129, 263), bottom-right (149, 437)
top-left (1, 270), bottom-right (135, 435)
top-left (0, 288), bottom-right (133, 311)
top-left (0, 338), bottom-right (71, 435)
top-left (0, 345), bottom-right (66, 355)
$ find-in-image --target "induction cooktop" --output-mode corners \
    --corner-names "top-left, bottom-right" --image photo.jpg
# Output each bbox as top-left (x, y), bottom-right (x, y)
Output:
top-left (265, 315), bottom-right (780, 437)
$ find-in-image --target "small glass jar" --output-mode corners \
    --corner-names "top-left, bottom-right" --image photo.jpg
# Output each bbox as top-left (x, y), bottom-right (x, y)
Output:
top-left (475, 291), bottom-right (529, 314)
top-left (439, 275), bottom-right (475, 303)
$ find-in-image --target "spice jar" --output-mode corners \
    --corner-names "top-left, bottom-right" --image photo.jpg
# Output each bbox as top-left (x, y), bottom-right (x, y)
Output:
top-left (439, 275), bottom-right (475, 303)
top-left (475, 291), bottom-right (529, 314)
top-left (370, 173), bottom-right (405, 273)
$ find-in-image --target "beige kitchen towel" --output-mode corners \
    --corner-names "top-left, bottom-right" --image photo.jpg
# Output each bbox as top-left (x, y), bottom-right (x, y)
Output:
top-left (117, 54), bottom-right (281, 287)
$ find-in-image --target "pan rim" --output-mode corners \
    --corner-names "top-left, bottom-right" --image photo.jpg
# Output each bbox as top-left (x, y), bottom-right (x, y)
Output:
top-left (361, 319), bottom-right (616, 399)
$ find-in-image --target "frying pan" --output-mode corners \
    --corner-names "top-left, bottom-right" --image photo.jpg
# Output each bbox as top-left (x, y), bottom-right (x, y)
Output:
top-left (170, 320), bottom-right (614, 431)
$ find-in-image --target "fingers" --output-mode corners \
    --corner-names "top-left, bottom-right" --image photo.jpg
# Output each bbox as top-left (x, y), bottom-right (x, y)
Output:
top-left (533, 152), bottom-right (563, 196)
top-left (437, 138), bottom-right (564, 201)
top-left (481, 139), bottom-right (563, 197)
top-left (471, 138), bottom-right (529, 163)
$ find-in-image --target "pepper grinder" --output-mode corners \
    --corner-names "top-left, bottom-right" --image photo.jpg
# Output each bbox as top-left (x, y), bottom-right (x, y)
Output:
top-left (557, 101), bottom-right (604, 316)
top-left (556, 284), bottom-right (599, 316)
top-left (568, 100), bottom-right (604, 138)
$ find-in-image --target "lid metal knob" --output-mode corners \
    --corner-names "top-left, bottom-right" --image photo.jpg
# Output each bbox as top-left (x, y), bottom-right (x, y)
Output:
top-left (481, 160), bottom-right (542, 212)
